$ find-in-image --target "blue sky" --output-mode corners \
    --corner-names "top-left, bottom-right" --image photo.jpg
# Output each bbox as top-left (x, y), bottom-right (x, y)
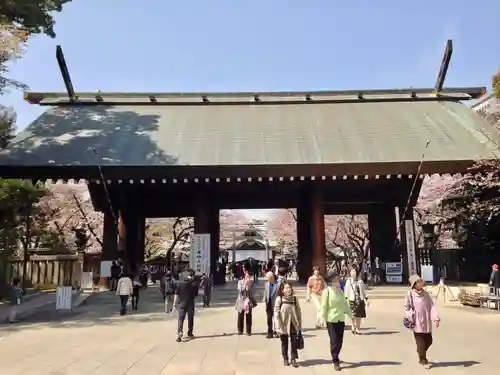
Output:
top-left (2, 0), bottom-right (499, 131)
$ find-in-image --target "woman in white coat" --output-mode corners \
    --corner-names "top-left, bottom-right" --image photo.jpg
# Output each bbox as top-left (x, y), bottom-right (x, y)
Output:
top-left (344, 267), bottom-right (368, 334)
top-left (116, 273), bottom-right (134, 315)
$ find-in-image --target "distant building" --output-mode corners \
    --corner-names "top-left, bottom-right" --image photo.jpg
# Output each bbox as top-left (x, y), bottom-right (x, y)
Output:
top-left (226, 225), bottom-right (272, 263)
top-left (471, 93), bottom-right (496, 113)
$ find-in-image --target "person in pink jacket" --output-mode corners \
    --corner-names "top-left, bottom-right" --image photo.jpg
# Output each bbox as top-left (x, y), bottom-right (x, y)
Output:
top-left (404, 274), bottom-right (440, 369)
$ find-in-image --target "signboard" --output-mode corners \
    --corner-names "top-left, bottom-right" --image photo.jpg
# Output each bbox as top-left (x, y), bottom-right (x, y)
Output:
top-left (56, 286), bottom-right (72, 311)
top-left (385, 262), bottom-right (403, 276)
top-left (385, 262), bottom-right (403, 284)
top-left (190, 234), bottom-right (210, 275)
top-left (404, 220), bottom-right (418, 276)
top-left (421, 265), bottom-right (434, 283)
top-left (100, 261), bottom-right (113, 278)
top-left (386, 275), bottom-right (403, 283)
top-left (81, 272), bottom-right (93, 290)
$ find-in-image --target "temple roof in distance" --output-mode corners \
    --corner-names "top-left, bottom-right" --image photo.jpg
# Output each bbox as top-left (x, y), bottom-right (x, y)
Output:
top-left (1, 90), bottom-right (498, 170)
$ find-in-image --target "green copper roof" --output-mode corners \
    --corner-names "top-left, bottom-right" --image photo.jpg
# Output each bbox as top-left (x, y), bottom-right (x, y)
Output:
top-left (1, 99), bottom-right (498, 167)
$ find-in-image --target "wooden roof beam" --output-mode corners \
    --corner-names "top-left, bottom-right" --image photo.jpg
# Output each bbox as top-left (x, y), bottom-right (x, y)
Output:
top-left (56, 45), bottom-right (77, 102)
top-left (434, 40), bottom-right (453, 94)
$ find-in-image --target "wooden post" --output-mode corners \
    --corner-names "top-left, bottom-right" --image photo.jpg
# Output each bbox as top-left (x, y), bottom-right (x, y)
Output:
top-left (310, 187), bottom-right (326, 275)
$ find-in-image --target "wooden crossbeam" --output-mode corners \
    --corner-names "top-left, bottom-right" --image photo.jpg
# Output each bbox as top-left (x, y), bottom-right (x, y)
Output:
top-left (435, 40), bottom-right (453, 93)
top-left (56, 45), bottom-right (76, 101)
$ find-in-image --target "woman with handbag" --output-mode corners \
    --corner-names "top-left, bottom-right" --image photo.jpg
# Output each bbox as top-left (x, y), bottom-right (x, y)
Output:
top-left (235, 269), bottom-right (256, 335)
top-left (344, 267), bottom-right (368, 334)
top-left (404, 275), bottom-right (440, 369)
top-left (274, 281), bottom-right (302, 367)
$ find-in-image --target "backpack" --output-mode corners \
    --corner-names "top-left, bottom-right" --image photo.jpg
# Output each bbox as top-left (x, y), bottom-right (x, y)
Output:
top-left (165, 279), bottom-right (176, 294)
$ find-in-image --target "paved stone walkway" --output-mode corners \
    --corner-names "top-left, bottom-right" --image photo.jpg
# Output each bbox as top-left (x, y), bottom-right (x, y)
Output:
top-left (0, 282), bottom-right (498, 374)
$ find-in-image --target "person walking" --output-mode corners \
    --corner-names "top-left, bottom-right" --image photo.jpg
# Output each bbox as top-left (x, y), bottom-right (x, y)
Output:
top-left (200, 273), bottom-right (213, 307)
top-left (116, 273), bottom-right (133, 315)
top-left (489, 264), bottom-right (500, 292)
top-left (164, 271), bottom-right (176, 313)
top-left (174, 269), bottom-right (198, 342)
top-left (131, 275), bottom-right (142, 310)
top-left (8, 277), bottom-right (23, 323)
top-left (274, 281), bottom-right (302, 367)
top-left (344, 267), bottom-right (368, 334)
top-left (405, 274), bottom-right (440, 369)
top-left (321, 270), bottom-right (352, 371)
top-left (306, 266), bottom-right (326, 329)
top-left (262, 271), bottom-right (278, 338)
top-left (109, 261), bottom-right (121, 291)
top-left (235, 269), bottom-right (256, 336)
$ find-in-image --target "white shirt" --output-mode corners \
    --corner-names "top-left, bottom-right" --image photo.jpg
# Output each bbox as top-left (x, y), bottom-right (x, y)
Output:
top-left (344, 278), bottom-right (367, 301)
top-left (116, 277), bottom-right (133, 296)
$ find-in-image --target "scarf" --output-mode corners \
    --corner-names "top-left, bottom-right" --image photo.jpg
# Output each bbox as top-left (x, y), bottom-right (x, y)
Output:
top-left (281, 295), bottom-right (296, 305)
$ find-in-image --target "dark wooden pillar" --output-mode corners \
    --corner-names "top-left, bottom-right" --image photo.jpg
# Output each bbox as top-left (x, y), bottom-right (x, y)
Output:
top-left (310, 187), bottom-right (326, 275)
top-left (399, 207), bottom-right (419, 281)
top-left (296, 202), bottom-right (312, 284)
top-left (194, 194), bottom-right (216, 275)
top-left (120, 212), bottom-right (140, 274)
top-left (297, 186), bottom-right (326, 282)
top-left (117, 213), bottom-right (126, 261)
top-left (137, 217), bottom-right (146, 265)
top-left (368, 204), bottom-right (398, 263)
top-left (102, 212), bottom-right (117, 261)
top-left (208, 211), bottom-right (220, 279)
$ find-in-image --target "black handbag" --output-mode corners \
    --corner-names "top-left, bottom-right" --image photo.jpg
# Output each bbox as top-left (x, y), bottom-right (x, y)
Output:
top-left (295, 331), bottom-right (304, 350)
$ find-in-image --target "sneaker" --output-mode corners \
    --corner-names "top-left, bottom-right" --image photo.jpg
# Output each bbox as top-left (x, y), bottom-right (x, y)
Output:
top-left (283, 359), bottom-right (290, 366)
top-left (237, 332), bottom-right (243, 335)
top-left (291, 359), bottom-right (299, 368)
top-left (333, 362), bottom-right (341, 371)
top-left (246, 332), bottom-right (251, 336)
top-left (266, 333), bottom-right (273, 339)
top-left (176, 335), bottom-right (182, 343)
top-left (355, 329), bottom-right (362, 335)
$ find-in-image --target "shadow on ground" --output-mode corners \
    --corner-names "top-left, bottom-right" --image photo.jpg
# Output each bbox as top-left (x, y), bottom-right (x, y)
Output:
top-left (430, 360), bottom-right (480, 368)
top-left (0, 282), bottom-right (251, 332)
top-left (299, 359), bottom-right (401, 368)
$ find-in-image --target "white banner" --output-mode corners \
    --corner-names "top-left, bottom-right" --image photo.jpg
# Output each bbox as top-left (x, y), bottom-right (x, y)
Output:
top-left (190, 234), bottom-right (210, 275)
top-left (56, 286), bottom-right (72, 311)
top-left (404, 220), bottom-right (418, 276)
top-left (81, 272), bottom-right (93, 290)
top-left (233, 250), bottom-right (268, 263)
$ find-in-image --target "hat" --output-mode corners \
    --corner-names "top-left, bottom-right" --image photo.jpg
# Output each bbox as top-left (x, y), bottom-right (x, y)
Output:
top-left (492, 264), bottom-right (499, 270)
top-left (409, 274), bottom-right (422, 288)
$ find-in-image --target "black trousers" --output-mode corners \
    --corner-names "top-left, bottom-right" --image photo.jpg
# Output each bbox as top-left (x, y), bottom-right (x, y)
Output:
top-left (178, 306), bottom-right (195, 336)
top-left (131, 286), bottom-right (140, 309)
top-left (414, 332), bottom-right (433, 360)
top-left (266, 304), bottom-right (274, 334)
top-left (119, 295), bottom-right (129, 315)
top-left (203, 290), bottom-right (211, 306)
top-left (280, 326), bottom-right (298, 360)
top-left (327, 321), bottom-right (345, 363)
top-left (237, 310), bottom-right (252, 334)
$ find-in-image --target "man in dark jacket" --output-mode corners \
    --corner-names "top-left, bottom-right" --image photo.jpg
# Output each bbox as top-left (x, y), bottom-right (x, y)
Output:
top-left (489, 264), bottom-right (500, 291)
top-left (173, 269), bottom-right (199, 342)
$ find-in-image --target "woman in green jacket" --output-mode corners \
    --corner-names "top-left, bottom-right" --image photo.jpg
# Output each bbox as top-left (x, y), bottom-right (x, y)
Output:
top-left (321, 270), bottom-right (352, 371)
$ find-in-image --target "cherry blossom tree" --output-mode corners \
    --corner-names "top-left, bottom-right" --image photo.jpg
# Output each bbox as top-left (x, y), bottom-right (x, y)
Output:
top-left (325, 215), bottom-right (369, 260)
top-left (43, 183), bottom-right (103, 253)
top-left (144, 217), bottom-right (193, 260)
